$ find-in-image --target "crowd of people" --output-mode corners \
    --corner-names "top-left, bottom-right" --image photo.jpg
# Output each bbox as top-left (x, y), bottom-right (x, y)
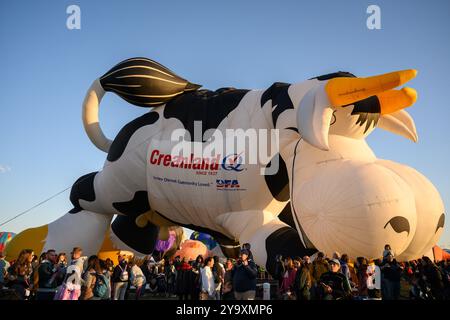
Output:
top-left (1, 243), bottom-right (449, 301)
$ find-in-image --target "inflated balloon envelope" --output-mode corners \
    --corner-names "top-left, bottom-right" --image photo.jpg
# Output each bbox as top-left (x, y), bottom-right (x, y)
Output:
top-left (5, 58), bottom-right (445, 272)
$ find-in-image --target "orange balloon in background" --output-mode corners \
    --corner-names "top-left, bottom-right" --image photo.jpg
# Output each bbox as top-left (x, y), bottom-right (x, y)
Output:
top-left (174, 240), bottom-right (210, 261)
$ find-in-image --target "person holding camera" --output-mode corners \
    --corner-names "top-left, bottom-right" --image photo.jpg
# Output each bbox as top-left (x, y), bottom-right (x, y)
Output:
top-left (318, 259), bottom-right (352, 300)
top-left (232, 249), bottom-right (258, 300)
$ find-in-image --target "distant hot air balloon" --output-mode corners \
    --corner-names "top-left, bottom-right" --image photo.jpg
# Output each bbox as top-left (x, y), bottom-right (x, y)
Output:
top-left (0, 232), bottom-right (16, 253)
top-left (155, 230), bottom-right (177, 252)
top-left (174, 240), bottom-right (209, 261)
top-left (189, 231), bottom-right (218, 251)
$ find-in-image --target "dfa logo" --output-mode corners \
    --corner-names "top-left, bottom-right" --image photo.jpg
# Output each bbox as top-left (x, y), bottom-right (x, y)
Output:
top-left (221, 153), bottom-right (244, 172)
top-left (216, 179), bottom-right (244, 191)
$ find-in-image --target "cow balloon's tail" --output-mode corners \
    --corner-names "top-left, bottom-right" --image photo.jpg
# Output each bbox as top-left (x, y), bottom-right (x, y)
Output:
top-left (82, 57), bottom-right (201, 152)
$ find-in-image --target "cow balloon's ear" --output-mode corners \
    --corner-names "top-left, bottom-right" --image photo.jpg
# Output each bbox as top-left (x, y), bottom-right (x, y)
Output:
top-left (378, 110), bottom-right (418, 142)
top-left (297, 83), bottom-right (334, 151)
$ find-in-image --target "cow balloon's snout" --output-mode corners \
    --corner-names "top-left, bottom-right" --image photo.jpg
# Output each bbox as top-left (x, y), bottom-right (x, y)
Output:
top-left (292, 160), bottom-right (418, 260)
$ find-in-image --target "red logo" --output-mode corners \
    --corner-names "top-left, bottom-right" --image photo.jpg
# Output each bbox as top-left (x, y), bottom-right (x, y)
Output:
top-left (149, 150), bottom-right (221, 171)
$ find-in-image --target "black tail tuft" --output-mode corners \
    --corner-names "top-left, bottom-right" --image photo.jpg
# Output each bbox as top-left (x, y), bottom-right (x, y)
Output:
top-left (99, 57), bottom-right (201, 107)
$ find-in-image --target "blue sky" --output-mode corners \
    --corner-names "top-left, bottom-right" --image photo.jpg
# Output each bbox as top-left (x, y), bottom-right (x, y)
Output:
top-left (0, 0), bottom-right (449, 248)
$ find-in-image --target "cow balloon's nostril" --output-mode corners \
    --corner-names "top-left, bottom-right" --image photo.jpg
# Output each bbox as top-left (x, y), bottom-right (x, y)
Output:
top-left (436, 213), bottom-right (445, 233)
top-left (384, 216), bottom-right (410, 235)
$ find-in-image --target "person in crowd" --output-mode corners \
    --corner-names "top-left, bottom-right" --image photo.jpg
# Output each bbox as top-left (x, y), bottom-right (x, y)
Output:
top-left (38, 252), bottom-right (47, 264)
top-left (176, 257), bottom-right (192, 300)
top-left (165, 258), bottom-right (177, 297)
top-left (0, 251), bottom-right (10, 290)
top-left (70, 247), bottom-right (86, 274)
top-left (141, 256), bottom-right (152, 284)
top-left (221, 281), bottom-right (234, 300)
top-left (53, 247), bottom-right (86, 300)
top-left (36, 249), bottom-right (59, 300)
top-left (280, 257), bottom-right (297, 299)
top-left (111, 254), bottom-right (129, 300)
top-left (274, 254), bottom-right (285, 288)
top-left (242, 243), bottom-right (254, 261)
top-left (422, 256), bottom-right (444, 300)
top-left (224, 258), bottom-right (234, 284)
top-left (438, 260), bottom-right (450, 299)
top-left (294, 259), bottom-right (312, 300)
top-left (383, 244), bottom-right (394, 261)
top-left (200, 257), bottom-right (216, 300)
top-left (129, 259), bottom-right (146, 300)
top-left (7, 249), bottom-right (34, 300)
top-left (355, 257), bottom-right (369, 299)
top-left (57, 253), bottom-right (68, 268)
top-left (380, 252), bottom-right (402, 300)
top-left (105, 258), bottom-right (114, 275)
top-left (53, 252), bottom-right (68, 286)
top-left (311, 252), bottom-right (329, 298)
top-left (193, 255), bottom-right (204, 270)
top-left (232, 249), bottom-right (258, 300)
top-left (98, 259), bottom-right (111, 300)
top-left (312, 252), bottom-right (329, 282)
top-left (212, 255), bottom-right (225, 300)
top-left (318, 259), bottom-right (352, 300)
top-left (367, 259), bottom-right (382, 299)
top-left (340, 254), bottom-right (351, 283)
top-left (332, 252), bottom-right (341, 261)
top-left (80, 255), bottom-right (102, 300)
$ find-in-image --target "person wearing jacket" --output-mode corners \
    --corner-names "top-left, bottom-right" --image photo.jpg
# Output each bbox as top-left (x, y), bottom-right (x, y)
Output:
top-left (294, 260), bottom-right (312, 300)
top-left (36, 249), bottom-right (59, 300)
top-left (319, 259), bottom-right (352, 300)
top-left (280, 257), bottom-right (297, 299)
top-left (312, 252), bottom-right (329, 282)
top-left (232, 249), bottom-right (258, 300)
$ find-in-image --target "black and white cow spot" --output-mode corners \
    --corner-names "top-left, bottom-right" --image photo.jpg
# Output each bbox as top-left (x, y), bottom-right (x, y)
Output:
top-left (112, 191), bottom-right (151, 218)
top-left (107, 112), bottom-right (159, 162)
top-left (69, 172), bottom-right (98, 213)
top-left (163, 88), bottom-right (249, 141)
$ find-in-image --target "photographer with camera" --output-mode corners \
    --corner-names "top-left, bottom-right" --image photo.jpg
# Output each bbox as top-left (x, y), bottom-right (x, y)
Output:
top-left (318, 259), bottom-right (352, 300)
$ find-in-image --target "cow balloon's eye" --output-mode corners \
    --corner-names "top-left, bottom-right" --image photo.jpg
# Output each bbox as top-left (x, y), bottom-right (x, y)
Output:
top-left (436, 213), bottom-right (445, 233)
top-left (384, 216), bottom-right (410, 235)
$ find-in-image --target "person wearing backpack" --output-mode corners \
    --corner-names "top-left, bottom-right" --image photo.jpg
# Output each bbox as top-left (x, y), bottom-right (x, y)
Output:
top-left (112, 255), bottom-right (129, 300)
top-left (81, 255), bottom-right (102, 300)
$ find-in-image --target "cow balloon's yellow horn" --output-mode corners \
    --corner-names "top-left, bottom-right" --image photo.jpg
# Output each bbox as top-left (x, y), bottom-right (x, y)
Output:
top-left (325, 69), bottom-right (417, 107)
top-left (378, 87), bottom-right (417, 115)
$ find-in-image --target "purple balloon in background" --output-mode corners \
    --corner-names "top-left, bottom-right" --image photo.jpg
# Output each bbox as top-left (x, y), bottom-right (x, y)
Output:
top-left (155, 230), bottom-right (176, 252)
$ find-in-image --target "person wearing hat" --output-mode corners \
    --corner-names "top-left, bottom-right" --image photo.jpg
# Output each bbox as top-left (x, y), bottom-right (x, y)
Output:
top-left (231, 249), bottom-right (258, 300)
top-left (318, 258), bottom-right (352, 300)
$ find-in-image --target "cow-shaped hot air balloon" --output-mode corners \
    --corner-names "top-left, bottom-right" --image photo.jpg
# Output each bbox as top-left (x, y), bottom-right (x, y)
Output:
top-left (6, 58), bottom-right (445, 273)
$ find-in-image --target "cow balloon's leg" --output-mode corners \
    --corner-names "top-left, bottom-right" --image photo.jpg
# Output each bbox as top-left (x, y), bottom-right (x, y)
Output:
top-left (5, 210), bottom-right (113, 260)
top-left (103, 214), bottom-right (160, 256)
top-left (216, 211), bottom-right (316, 275)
